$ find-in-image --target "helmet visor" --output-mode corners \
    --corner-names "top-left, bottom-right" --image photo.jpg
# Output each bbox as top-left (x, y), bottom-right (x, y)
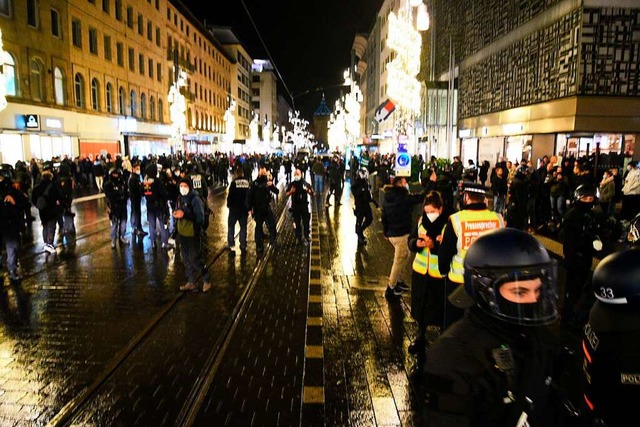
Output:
top-left (470, 261), bottom-right (558, 326)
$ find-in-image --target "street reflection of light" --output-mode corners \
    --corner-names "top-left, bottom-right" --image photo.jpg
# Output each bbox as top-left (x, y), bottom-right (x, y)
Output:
top-left (335, 183), bottom-right (358, 275)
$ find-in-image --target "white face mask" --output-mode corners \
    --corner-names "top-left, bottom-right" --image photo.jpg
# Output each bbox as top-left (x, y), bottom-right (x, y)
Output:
top-left (426, 212), bottom-right (440, 223)
top-left (179, 187), bottom-right (189, 196)
top-left (294, 175), bottom-right (301, 181)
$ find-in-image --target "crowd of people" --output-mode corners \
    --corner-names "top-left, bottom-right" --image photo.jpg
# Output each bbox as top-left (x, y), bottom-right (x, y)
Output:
top-left (369, 151), bottom-right (639, 427)
top-left (1, 146), bottom-right (639, 425)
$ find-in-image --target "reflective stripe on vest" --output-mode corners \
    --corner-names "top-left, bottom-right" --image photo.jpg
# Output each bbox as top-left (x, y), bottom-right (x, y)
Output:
top-left (428, 251), bottom-right (442, 278)
top-left (412, 221), bottom-right (428, 274)
top-left (448, 209), bottom-right (504, 283)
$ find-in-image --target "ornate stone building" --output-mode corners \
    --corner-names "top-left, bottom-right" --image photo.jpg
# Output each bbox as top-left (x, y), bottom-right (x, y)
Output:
top-left (0, 0), bottom-right (235, 163)
top-left (430, 0), bottom-right (640, 165)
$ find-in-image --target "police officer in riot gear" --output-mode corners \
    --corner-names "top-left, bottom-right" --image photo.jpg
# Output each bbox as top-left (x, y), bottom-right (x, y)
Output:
top-left (560, 183), bottom-right (605, 326)
top-left (582, 249), bottom-right (640, 427)
top-left (423, 228), bottom-right (561, 426)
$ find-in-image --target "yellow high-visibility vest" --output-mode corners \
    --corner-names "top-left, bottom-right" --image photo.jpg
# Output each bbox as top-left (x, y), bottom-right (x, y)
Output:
top-left (447, 209), bottom-right (504, 283)
top-left (412, 219), bottom-right (442, 278)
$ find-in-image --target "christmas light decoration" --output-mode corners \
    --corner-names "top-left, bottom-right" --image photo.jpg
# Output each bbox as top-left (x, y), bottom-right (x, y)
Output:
top-left (288, 110), bottom-right (313, 151)
top-left (386, 11), bottom-right (422, 114)
top-left (223, 98), bottom-right (236, 146)
top-left (328, 68), bottom-right (362, 150)
top-left (417, 3), bottom-right (430, 31)
top-left (167, 70), bottom-right (187, 152)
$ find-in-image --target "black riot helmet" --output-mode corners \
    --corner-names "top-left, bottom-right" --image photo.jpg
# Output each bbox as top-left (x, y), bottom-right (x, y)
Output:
top-left (454, 228), bottom-right (558, 326)
top-left (591, 248), bottom-right (640, 309)
top-left (573, 183), bottom-right (599, 205)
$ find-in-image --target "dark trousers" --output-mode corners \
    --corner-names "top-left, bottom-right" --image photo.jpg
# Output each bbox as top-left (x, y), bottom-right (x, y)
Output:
top-left (110, 210), bottom-right (127, 241)
top-left (254, 209), bottom-right (277, 247)
top-left (41, 217), bottom-right (57, 245)
top-left (326, 183), bottom-right (343, 204)
top-left (130, 200), bottom-right (143, 232)
top-left (179, 234), bottom-right (210, 285)
top-left (292, 208), bottom-right (310, 241)
top-left (355, 206), bottom-right (373, 237)
top-left (1, 234), bottom-right (20, 279)
top-left (227, 208), bottom-right (248, 249)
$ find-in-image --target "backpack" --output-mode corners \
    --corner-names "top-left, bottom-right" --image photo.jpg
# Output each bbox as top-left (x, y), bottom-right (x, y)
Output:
top-left (143, 178), bottom-right (157, 208)
top-left (35, 183), bottom-right (53, 210)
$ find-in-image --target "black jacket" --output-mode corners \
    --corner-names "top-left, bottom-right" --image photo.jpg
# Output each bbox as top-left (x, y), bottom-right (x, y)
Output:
top-left (128, 173), bottom-right (143, 203)
top-left (246, 175), bottom-right (279, 215)
top-left (423, 308), bottom-right (560, 426)
top-left (227, 177), bottom-right (250, 212)
top-left (351, 177), bottom-right (376, 210)
top-left (286, 179), bottom-right (312, 211)
top-left (381, 185), bottom-right (424, 237)
top-left (0, 181), bottom-right (28, 237)
top-left (32, 178), bottom-right (63, 222)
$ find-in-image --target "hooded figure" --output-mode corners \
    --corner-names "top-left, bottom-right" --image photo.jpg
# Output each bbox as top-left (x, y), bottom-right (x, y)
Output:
top-left (175, 177), bottom-right (211, 293)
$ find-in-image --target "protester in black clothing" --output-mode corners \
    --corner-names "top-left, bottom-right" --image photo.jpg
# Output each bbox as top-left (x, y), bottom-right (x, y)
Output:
top-left (0, 168), bottom-right (29, 281)
top-left (423, 228), bottom-right (561, 426)
top-left (325, 157), bottom-right (344, 206)
top-left (226, 167), bottom-right (250, 253)
top-left (506, 167), bottom-right (530, 230)
top-left (162, 167), bottom-right (179, 237)
top-left (351, 168), bottom-right (378, 246)
top-left (186, 163), bottom-right (210, 234)
top-left (57, 160), bottom-right (75, 236)
top-left (560, 184), bottom-right (605, 326)
top-left (286, 168), bottom-right (314, 244)
top-left (32, 170), bottom-right (63, 254)
top-left (103, 168), bottom-right (129, 249)
top-left (143, 164), bottom-right (171, 250)
top-left (128, 162), bottom-right (147, 238)
top-left (478, 160), bottom-right (490, 187)
top-left (283, 156), bottom-right (293, 183)
top-left (246, 166), bottom-right (279, 251)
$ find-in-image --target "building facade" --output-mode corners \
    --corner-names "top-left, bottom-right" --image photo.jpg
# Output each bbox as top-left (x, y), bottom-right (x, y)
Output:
top-left (209, 26), bottom-right (252, 152)
top-left (431, 0), bottom-right (640, 167)
top-left (250, 59), bottom-right (278, 134)
top-left (0, 0), bottom-right (235, 164)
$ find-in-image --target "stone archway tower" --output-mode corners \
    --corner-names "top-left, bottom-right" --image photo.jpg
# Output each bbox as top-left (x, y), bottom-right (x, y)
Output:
top-left (313, 93), bottom-right (332, 151)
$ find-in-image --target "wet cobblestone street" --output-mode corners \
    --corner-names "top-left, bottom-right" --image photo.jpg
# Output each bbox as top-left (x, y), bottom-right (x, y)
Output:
top-left (0, 179), bottom-right (593, 426)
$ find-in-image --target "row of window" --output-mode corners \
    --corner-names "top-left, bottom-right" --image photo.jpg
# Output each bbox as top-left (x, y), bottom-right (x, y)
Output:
top-left (3, 49), bottom-right (222, 131)
top-left (70, 19), bottom-right (164, 83)
top-left (73, 74), bottom-right (164, 122)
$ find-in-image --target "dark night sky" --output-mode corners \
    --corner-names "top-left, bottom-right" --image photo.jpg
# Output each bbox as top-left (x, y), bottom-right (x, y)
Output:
top-left (181, 0), bottom-right (383, 123)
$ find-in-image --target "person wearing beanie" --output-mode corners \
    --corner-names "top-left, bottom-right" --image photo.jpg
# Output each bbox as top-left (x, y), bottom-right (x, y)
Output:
top-left (174, 178), bottom-right (211, 292)
top-left (31, 170), bottom-right (63, 254)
